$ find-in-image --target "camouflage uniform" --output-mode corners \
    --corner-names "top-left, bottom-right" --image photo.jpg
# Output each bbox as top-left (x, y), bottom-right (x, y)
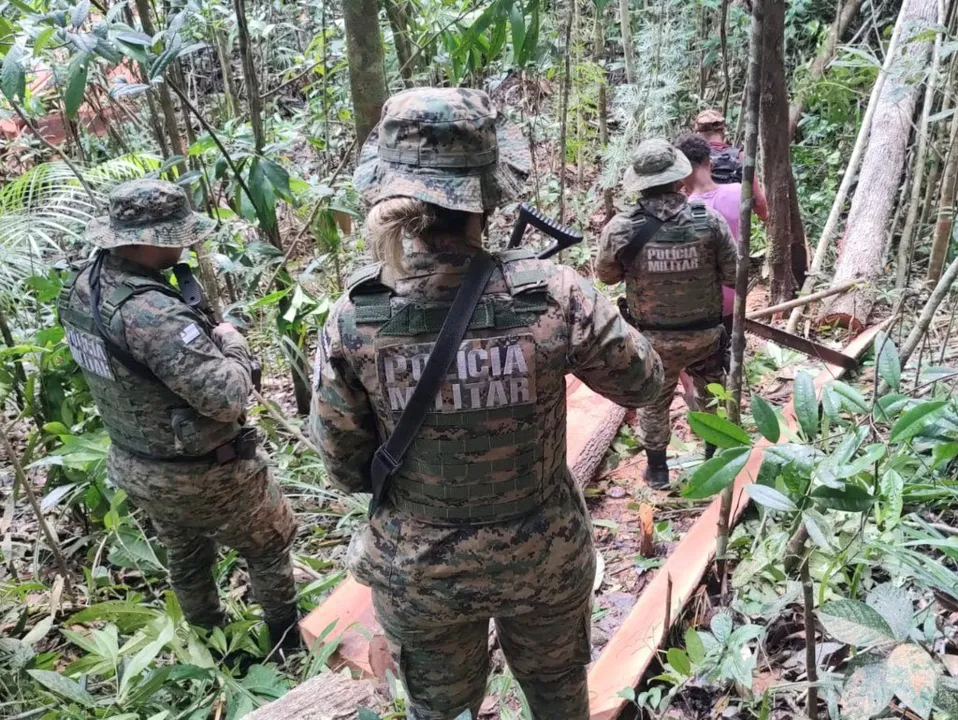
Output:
top-left (310, 88), bottom-right (663, 720)
top-left (57, 180), bottom-right (298, 640)
top-left (598, 140), bottom-right (737, 484)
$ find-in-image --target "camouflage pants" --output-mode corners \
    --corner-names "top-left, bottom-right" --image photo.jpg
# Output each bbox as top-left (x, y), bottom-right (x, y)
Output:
top-left (372, 590), bottom-right (592, 720)
top-left (639, 327), bottom-right (726, 451)
top-left (108, 448), bottom-right (298, 629)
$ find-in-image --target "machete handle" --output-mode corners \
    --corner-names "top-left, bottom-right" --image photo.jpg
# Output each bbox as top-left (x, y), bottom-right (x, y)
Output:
top-left (508, 203), bottom-right (584, 259)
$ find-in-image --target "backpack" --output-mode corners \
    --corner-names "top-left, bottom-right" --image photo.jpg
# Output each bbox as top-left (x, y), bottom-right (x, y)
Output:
top-left (711, 146), bottom-right (743, 184)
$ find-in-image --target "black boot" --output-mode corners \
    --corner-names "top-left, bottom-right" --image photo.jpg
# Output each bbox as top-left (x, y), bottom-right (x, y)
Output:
top-left (705, 443), bottom-right (717, 460)
top-left (644, 449), bottom-right (671, 490)
top-left (267, 615), bottom-right (302, 656)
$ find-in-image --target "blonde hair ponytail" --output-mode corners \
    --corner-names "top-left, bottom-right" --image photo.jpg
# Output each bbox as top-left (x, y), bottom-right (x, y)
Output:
top-left (365, 198), bottom-right (437, 270)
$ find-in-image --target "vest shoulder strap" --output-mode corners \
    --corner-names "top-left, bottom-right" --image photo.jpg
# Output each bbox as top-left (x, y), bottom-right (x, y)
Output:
top-left (101, 277), bottom-right (182, 325)
top-left (347, 263), bottom-right (392, 325)
top-left (620, 211), bottom-right (664, 270)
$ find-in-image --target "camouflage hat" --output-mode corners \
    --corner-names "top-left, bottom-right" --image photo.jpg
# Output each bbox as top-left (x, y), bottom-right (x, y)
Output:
top-left (353, 87), bottom-right (531, 213)
top-left (86, 179), bottom-right (216, 249)
top-left (623, 139), bottom-right (692, 193)
top-left (693, 109), bottom-right (726, 131)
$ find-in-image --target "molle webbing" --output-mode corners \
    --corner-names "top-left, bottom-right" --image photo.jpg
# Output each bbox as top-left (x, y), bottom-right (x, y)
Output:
top-left (391, 488), bottom-right (545, 523)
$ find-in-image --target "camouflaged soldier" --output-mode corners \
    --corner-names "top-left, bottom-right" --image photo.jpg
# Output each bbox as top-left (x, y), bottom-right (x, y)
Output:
top-left (57, 180), bottom-right (299, 648)
top-left (597, 139), bottom-right (737, 490)
top-left (309, 87), bottom-right (663, 720)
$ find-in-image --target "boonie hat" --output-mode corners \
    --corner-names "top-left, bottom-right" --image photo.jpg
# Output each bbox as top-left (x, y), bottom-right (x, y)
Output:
top-left (694, 108), bottom-right (726, 131)
top-left (86, 179), bottom-right (216, 249)
top-left (623, 139), bottom-right (693, 193)
top-left (353, 87), bottom-right (531, 213)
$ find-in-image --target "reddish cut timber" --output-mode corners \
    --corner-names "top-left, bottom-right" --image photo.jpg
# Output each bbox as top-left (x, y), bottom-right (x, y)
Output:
top-left (586, 323), bottom-right (885, 720)
top-left (299, 376), bottom-right (625, 674)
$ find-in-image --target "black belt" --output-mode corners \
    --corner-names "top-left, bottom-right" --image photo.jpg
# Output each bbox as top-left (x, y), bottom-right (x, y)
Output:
top-left (639, 317), bottom-right (723, 332)
top-left (113, 427), bottom-right (259, 464)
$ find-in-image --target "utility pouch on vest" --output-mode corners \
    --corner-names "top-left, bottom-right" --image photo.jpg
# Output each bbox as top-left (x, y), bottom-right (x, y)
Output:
top-left (368, 252), bottom-right (497, 517)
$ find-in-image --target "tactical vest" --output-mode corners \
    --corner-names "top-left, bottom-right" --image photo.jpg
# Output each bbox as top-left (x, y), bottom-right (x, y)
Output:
top-left (345, 250), bottom-right (552, 525)
top-left (627, 201), bottom-right (723, 331)
top-left (56, 267), bottom-right (242, 460)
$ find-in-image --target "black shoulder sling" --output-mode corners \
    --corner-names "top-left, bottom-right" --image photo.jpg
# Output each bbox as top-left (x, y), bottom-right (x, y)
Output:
top-left (367, 251), bottom-right (497, 517)
top-left (618, 213), bottom-right (663, 271)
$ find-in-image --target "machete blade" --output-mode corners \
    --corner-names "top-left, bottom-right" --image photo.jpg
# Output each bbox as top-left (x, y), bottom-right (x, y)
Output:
top-left (743, 318), bottom-right (858, 371)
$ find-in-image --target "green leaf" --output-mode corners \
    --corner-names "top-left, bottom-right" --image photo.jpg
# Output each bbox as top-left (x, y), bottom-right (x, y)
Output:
top-left (260, 158), bottom-right (293, 203)
top-left (832, 380), bottom-right (869, 414)
top-left (833, 443), bottom-right (886, 480)
top-left (821, 383), bottom-right (842, 420)
top-left (750, 395), bottom-right (780, 443)
top-left (874, 393), bottom-right (909, 423)
top-left (685, 627), bottom-right (706, 665)
top-left (27, 670), bottom-right (96, 707)
top-left (2, 44), bottom-right (26, 102)
top-left (520, 0), bottom-right (540, 66)
top-left (866, 584), bottom-right (912, 642)
top-left (148, 33), bottom-right (182, 81)
top-left (667, 648), bottom-right (691, 676)
top-left (841, 663), bottom-right (892, 720)
top-left (509, 2), bottom-right (525, 64)
top-left (803, 509), bottom-right (834, 550)
top-left (875, 331), bottom-right (902, 391)
top-left (681, 446), bottom-right (751, 499)
top-left (357, 710), bottom-right (381, 720)
top-left (934, 676), bottom-right (958, 715)
top-left (711, 613), bottom-right (733, 644)
top-left (64, 54), bottom-right (89, 118)
top-left (71, 0), bottom-right (90, 28)
top-left (933, 441), bottom-right (958, 468)
top-left (818, 599), bottom-right (896, 646)
top-left (885, 644), bottom-right (939, 719)
top-left (811, 485), bottom-right (874, 513)
top-left (746, 484), bottom-right (797, 512)
top-left (880, 469), bottom-right (904, 529)
top-left (794, 371), bottom-right (819, 439)
top-left (890, 401), bottom-right (949, 443)
top-left (248, 157), bottom-right (277, 232)
top-left (686, 412), bottom-right (751, 448)
top-left (70, 600), bottom-right (158, 627)
top-left (33, 27), bottom-right (56, 55)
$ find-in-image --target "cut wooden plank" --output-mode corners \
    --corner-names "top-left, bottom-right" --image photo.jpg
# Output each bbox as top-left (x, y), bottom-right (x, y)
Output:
top-left (299, 378), bottom-right (627, 676)
top-left (586, 324), bottom-right (884, 720)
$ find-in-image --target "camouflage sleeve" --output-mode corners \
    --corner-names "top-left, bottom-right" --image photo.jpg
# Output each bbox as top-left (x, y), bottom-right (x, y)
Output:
top-left (596, 213), bottom-right (632, 285)
top-left (710, 210), bottom-right (739, 286)
top-left (120, 292), bottom-right (252, 423)
top-left (308, 300), bottom-right (379, 494)
top-left (561, 268), bottom-right (663, 408)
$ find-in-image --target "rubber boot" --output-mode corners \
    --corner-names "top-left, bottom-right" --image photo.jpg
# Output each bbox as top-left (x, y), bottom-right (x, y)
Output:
top-left (705, 443), bottom-right (717, 460)
top-left (268, 614), bottom-right (302, 656)
top-left (644, 449), bottom-right (671, 490)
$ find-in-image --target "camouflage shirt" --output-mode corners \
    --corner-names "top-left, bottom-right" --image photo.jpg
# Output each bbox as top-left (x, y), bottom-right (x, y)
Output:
top-left (309, 243), bottom-right (663, 615)
top-left (597, 192), bottom-right (738, 328)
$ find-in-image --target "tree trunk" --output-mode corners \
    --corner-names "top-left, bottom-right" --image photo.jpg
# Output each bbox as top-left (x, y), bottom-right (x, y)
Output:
top-left (720, 0), bottom-right (763, 584)
top-left (897, 0), bottom-right (948, 290)
top-left (788, 0), bottom-right (864, 138)
top-left (214, 27), bottom-right (239, 119)
top-left (594, 4), bottom-right (614, 222)
top-left (820, 0), bottom-right (938, 330)
top-left (133, 0), bottom-right (186, 174)
top-left (384, 0), bottom-right (413, 83)
top-left (557, 2), bottom-right (573, 224)
top-left (344, 0), bottom-right (388, 150)
top-left (786, 7), bottom-right (908, 334)
top-left (928, 63), bottom-right (958, 285)
top-left (760, 0), bottom-right (805, 304)
top-left (233, 0), bottom-right (265, 152)
top-left (619, 0), bottom-right (636, 84)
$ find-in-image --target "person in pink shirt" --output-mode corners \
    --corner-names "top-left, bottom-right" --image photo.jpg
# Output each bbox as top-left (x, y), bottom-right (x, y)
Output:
top-left (692, 109), bottom-right (769, 222)
top-left (676, 132), bottom-right (767, 336)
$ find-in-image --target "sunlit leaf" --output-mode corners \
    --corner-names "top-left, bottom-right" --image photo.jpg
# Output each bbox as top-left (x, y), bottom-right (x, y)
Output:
top-left (27, 670), bottom-right (96, 707)
top-left (819, 599), bottom-right (895, 646)
top-left (746, 484), bottom-right (797, 512)
top-left (686, 411), bottom-right (750, 448)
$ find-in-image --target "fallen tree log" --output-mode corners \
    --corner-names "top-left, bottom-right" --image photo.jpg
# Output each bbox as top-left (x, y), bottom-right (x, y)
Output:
top-left (819, 0), bottom-right (939, 330)
top-left (245, 671), bottom-right (389, 720)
